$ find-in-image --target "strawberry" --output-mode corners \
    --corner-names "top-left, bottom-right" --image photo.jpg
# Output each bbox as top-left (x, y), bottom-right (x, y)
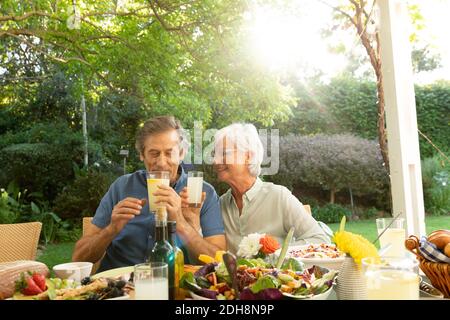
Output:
top-left (32, 272), bottom-right (47, 291)
top-left (22, 277), bottom-right (43, 295)
top-left (15, 273), bottom-right (44, 296)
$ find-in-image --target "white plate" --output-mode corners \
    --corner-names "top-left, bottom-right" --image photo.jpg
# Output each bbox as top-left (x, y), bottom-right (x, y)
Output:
top-left (92, 266), bottom-right (134, 280)
top-left (282, 286), bottom-right (334, 300)
top-left (106, 294), bottom-right (130, 300)
top-left (189, 291), bottom-right (214, 300)
top-left (277, 245), bottom-right (345, 270)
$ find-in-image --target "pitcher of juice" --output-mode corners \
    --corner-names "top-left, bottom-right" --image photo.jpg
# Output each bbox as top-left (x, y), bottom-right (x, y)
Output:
top-left (362, 257), bottom-right (419, 300)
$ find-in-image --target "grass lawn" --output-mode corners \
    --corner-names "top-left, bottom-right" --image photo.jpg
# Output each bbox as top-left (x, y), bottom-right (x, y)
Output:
top-left (36, 242), bottom-right (76, 270)
top-left (37, 215), bottom-right (450, 268)
top-left (328, 215), bottom-right (450, 247)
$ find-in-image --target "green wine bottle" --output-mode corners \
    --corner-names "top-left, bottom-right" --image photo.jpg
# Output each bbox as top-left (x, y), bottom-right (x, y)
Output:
top-left (147, 207), bottom-right (175, 299)
top-left (167, 220), bottom-right (185, 300)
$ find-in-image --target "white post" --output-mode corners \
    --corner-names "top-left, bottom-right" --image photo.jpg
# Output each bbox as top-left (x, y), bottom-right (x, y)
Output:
top-left (378, 0), bottom-right (426, 237)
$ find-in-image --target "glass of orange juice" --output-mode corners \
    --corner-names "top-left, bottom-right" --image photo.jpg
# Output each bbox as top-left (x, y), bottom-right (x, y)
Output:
top-left (146, 171), bottom-right (170, 213)
top-left (362, 257), bottom-right (419, 300)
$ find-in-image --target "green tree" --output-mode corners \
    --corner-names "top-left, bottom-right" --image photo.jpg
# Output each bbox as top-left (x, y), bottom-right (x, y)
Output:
top-left (0, 0), bottom-right (294, 128)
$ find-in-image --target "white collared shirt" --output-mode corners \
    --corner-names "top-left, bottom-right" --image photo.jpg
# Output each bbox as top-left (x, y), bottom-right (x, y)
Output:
top-left (220, 178), bottom-right (330, 254)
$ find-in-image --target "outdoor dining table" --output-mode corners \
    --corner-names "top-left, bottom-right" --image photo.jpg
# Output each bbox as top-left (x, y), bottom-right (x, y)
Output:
top-left (92, 265), bottom-right (443, 300)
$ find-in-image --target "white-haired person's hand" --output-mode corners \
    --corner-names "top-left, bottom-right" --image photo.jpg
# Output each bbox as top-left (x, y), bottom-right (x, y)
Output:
top-left (179, 187), bottom-right (206, 234)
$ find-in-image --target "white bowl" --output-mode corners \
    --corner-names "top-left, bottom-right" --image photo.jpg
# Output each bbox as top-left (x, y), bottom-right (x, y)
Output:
top-left (53, 262), bottom-right (93, 282)
top-left (190, 288), bottom-right (334, 301)
top-left (279, 245), bottom-right (345, 271)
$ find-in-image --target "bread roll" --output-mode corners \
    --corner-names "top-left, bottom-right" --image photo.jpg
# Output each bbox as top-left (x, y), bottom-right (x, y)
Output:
top-left (444, 243), bottom-right (450, 258)
top-left (427, 229), bottom-right (450, 250)
top-left (0, 260), bottom-right (49, 299)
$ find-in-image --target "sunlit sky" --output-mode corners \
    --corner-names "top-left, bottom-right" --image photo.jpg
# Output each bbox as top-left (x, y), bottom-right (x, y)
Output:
top-left (245, 0), bottom-right (450, 84)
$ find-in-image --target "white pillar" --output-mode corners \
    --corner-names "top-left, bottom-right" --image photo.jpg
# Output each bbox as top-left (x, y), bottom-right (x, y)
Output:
top-left (378, 0), bottom-right (426, 237)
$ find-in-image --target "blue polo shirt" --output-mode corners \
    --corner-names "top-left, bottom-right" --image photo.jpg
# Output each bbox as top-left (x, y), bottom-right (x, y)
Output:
top-left (93, 165), bottom-right (224, 272)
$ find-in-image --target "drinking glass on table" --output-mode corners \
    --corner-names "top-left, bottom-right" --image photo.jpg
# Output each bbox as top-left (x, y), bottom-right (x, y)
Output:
top-left (362, 257), bottom-right (419, 300)
top-left (187, 171), bottom-right (203, 208)
top-left (146, 171), bottom-right (170, 213)
top-left (376, 217), bottom-right (406, 257)
top-left (134, 262), bottom-right (169, 300)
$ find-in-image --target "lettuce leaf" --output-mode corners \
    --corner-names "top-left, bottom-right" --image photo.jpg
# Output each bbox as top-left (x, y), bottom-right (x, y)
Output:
top-left (281, 258), bottom-right (304, 271)
top-left (249, 275), bottom-right (280, 294)
top-left (179, 272), bottom-right (201, 292)
top-left (237, 258), bottom-right (269, 268)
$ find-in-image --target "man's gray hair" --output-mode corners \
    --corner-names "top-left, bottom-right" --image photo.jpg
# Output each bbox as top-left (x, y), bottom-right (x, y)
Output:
top-left (135, 115), bottom-right (190, 155)
top-left (214, 123), bottom-right (264, 177)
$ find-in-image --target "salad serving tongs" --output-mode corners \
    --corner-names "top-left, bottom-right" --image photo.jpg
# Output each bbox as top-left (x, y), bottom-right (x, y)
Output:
top-left (276, 227), bottom-right (295, 269)
top-left (223, 252), bottom-right (240, 300)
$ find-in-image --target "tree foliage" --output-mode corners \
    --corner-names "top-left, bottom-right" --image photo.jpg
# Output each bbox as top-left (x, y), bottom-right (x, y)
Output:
top-left (0, 0), bottom-right (294, 127)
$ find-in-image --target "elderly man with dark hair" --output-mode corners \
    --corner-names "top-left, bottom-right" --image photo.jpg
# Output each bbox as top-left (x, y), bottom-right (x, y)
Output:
top-left (73, 116), bottom-right (226, 271)
top-left (213, 123), bottom-right (330, 255)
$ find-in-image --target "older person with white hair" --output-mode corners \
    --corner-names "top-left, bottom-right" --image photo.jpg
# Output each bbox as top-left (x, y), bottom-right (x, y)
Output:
top-left (214, 123), bottom-right (330, 254)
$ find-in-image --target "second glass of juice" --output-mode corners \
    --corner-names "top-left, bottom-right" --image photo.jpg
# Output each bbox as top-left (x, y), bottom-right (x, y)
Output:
top-left (376, 217), bottom-right (406, 257)
top-left (187, 171), bottom-right (203, 208)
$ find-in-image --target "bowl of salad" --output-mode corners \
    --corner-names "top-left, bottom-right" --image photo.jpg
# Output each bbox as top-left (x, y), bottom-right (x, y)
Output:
top-left (279, 244), bottom-right (345, 271)
top-left (180, 257), bottom-right (337, 300)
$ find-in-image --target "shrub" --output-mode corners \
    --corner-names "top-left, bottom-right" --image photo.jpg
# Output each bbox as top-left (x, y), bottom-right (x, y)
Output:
top-left (269, 134), bottom-right (390, 208)
top-left (275, 77), bottom-right (450, 158)
top-left (55, 226), bottom-right (82, 243)
top-left (52, 169), bottom-right (116, 220)
top-left (421, 155), bottom-right (450, 215)
top-left (29, 201), bottom-right (63, 244)
top-left (0, 122), bottom-right (108, 202)
top-left (356, 206), bottom-right (380, 220)
top-left (312, 203), bottom-right (352, 224)
top-left (0, 143), bottom-right (76, 201)
top-left (0, 189), bottom-right (21, 223)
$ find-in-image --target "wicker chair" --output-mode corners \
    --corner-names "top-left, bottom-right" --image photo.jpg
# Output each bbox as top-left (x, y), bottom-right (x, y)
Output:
top-left (0, 222), bottom-right (42, 262)
top-left (303, 204), bottom-right (312, 215)
top-left (82, 217), bottom-right (103, 274)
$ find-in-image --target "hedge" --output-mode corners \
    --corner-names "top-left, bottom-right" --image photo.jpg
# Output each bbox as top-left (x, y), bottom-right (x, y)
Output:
top-left (278, 78), bottom-right (450, 158)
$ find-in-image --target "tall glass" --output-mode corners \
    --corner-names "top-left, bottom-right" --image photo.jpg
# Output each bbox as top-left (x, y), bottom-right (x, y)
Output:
top-left (134, 262), bottom-right (169, 300)
top-left (376, 217), bottom-right (406, 257)
top-left (146, 171), bottom-right (170, 213)
top-left (187, 171), bottom-right (203, 208)
top-left (362, 257), bottom-right (419, 300)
